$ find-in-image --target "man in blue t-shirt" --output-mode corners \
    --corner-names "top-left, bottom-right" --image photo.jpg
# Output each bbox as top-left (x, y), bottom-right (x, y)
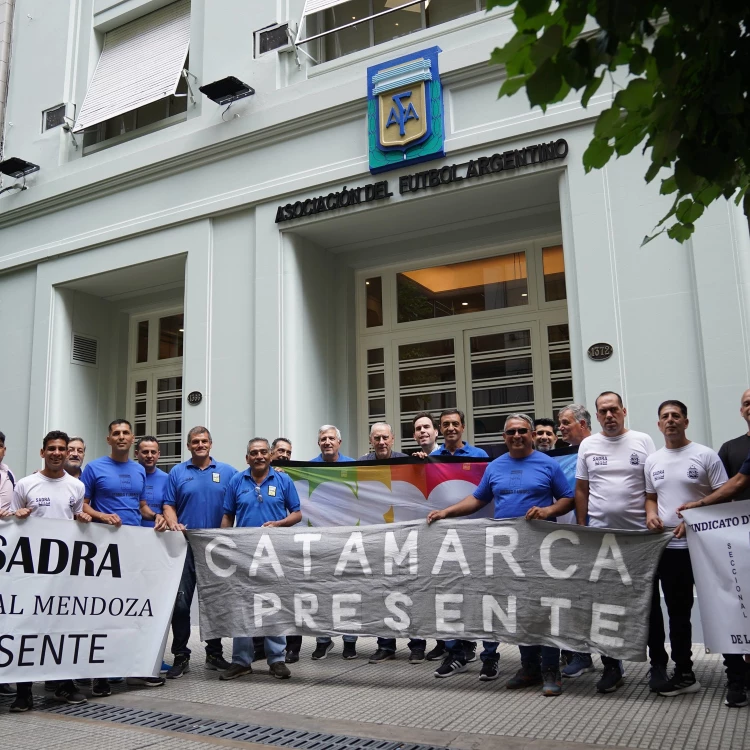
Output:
top-left (310, 425), bottom-right (355, 463)
top-left (81, 418), bottom-right (165, 695)
top-left (160, 426), bottom-right (236, 679)
top-left (427, 413), bottom-right (574, 696)
top-left (219, 437), bottom-right (302, 682)
top-left (135, 437), bottom-right (170, 528)
top-left (430, 409), bottom-right (489, 458)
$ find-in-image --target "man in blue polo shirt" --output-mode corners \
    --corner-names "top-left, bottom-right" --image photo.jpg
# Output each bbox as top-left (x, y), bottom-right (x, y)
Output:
top-left (136, 437), bottom-right (170, 528)
top-left (310, 425), bottom-right (355, 463)
top-left (219, 437), bottom-right (302, 682)
top-left (161, 426), bottom-right (236, 679)
top-left (82, 418), bottom-right (165, 696)
top-left (430, 410), bottom-right (489, 458)
top-left (427, 413), bottom-right (574, 696)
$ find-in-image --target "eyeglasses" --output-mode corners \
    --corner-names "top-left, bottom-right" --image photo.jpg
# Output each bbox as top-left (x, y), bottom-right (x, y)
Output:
top-left (255, 486), bottom-right (263, 503)
top-left (504, 428), bottom-right (530, 436)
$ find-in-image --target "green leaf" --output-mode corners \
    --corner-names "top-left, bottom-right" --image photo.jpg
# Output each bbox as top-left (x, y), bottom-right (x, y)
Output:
top-left (526, 59), bottom-right (562, 109)
top-left (583, 139), bottom-right (615, 171)
top-left (629, 46), bottom-right (648, 76)
top-left (594, 107), bottom-right (621, 138)
top-left (616, 78), bottom-right (654, 111)
top-left (530, 24), bottom-right (564, 67)
top-left (659, 176), bottom-right (678, 195)
top-left (667, 222), bottom-right (694, 243)
top-left (489, 33), bottom-right (535, 66)
top-left (675, 199), bottom-right (704, 224)
top-left (674, 160), bottom-right (700, 193)
top-left (499, 75), bottom-right (529, 98)
top-left (641, 228), bottom-right (666, 247)
top-left (651, 129), bottom-right (681, 165)
top-left (580, 74), bottom-right (604, 108)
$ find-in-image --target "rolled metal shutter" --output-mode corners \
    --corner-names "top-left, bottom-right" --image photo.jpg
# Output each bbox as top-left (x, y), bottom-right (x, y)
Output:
top-left (73, 0), bottom-right (190, 133)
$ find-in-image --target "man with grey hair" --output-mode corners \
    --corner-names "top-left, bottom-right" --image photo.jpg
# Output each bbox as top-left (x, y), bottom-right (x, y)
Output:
top-left (358, 422), bottom-right (408, 462)
top-left (65, 437), bottom-right (86, 479)
top-left (427, 413), bottom-right (574, 694)
top-left (311, 425), bottom-right (355, 463)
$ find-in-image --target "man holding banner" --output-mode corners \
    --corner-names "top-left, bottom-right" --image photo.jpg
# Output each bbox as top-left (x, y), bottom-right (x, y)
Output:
top-left (427, 413), bottom-right (574, 695)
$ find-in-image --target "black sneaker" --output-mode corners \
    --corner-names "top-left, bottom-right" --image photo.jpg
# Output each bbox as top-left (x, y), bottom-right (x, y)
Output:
top-left (409, 649), bottom-right (426, 664)
top-left (125, 677), bottom-right (165, 687)
top-left (54, 681), bottom-right (87, 705)
top-left (648, 664), bottom-right (669, 692)
top-left (312, 641), bottom-right (335, 660)
top-left (596, 664), bottom-right (625, 693)
top-left (658, 670), bottom-right (700, 697)
top-left (479, 658), bottom-right (500, 681)
top-left (434, 655), bottom-right (467, 678)
top-left (342, 642), bottom-right (358, 660)
top-left (269, 661), bottom-right (291, 679)
top-left (9, 693), bottom-right (33, 713)
top-left (167, 654), bottom-right (190, 679)
top-left (425, 642), bottom-right (447, 661)
top-left (507, 662), bottom-right (543, 689)
top-left (0, 683), bottom-right (16, 696)
top-left (542, 669), bottom-right (563, 696)
top-left (219, 663), bottom-right (252, 681)
top-left (285, 650), bottom-right (300, 664)
top-left (368, 648), bottom-right (396, 664)
top-left (91, 678), bottom-right (111, 697)
top-left (205, 653), bottom-right (231, 671)
top-left (464, 643), bottom-right (477, 663)
top-left (725, 682), bottom-right (749, 708)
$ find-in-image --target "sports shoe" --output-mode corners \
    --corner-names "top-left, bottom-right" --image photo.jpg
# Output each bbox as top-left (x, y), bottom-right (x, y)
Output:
top-left (205, 653), bottom-right (231, 671)
top-left (270, 661), bottom-right (291, 679)
top-left (9, 693), bottom-right (33, 712)
top-left (91, 678), bottom-right (111, 697)
top-left (434, 655), bottom-right (467, 678)
top-left (0, 683), bottom-right (16, 695)
top-left (542, 669), bottom-right (563, 697)
top-left (657, 670), bottom-right (700, 697)
top-left (409, 649), bottom-right (426, 664)
top-left (464, 643), bottom-right (477, 662)
top-left (596, 664), bottom-right (625, 693)
top-left (425, 642), bottom-right (447, 661)
top-left (342, 642), bottom-right (358, 660)
top-left (562, 653), bottom-right (595, 678)
top-left (219, 663), bottom-right (253, 681)
top-left (160, 661), bottom-right (170, 674)
top-left (54, 681), bottom-right (87, 705)
top-left (725, 682), bottom-right (748, 708)
top-left (479, 658), bottom-right (500, 681)
top-left (167, 654), bottom-right (190, 679)
top-left (648, 664), bottom-right (669, 692)
top-left (312, 641), bottom-right (335, 660)
top-left (560, 649), bottom-right (573, 667)
top-left (126, 676), bottom-right (165, 687)
top-left (285, 650), bottom-right (300, 664)
top-left (368, 648), bottom-right (396, 664)
top-left (506, 662), bottom-right (543, 689)
top-left (44, 681), bottom-right (57, 692)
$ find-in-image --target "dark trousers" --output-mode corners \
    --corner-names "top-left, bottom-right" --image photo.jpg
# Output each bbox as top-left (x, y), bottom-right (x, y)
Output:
top-left (377, 637), bottom-right (425, 652)
top-left (171, 545), bottom-right (222, 658)
top-left (723, 654), bottom-right (750, 686)
top-left (519, 645), bottom-right (560, 670)
top-left (647, 548), bottom-right (695, 672)
top-left (286, 635), bottom-right (303, 652)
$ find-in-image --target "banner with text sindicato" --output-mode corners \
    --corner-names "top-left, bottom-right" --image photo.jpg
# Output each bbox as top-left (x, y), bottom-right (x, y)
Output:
top-left (0, 518), bottom-right (187, 682)
top-left (188, 518), bottom-right (672, 661)
top-left (683, 499), bottom-right (750, 654)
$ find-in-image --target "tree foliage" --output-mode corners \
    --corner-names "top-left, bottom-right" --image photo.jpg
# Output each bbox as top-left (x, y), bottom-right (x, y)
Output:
top-left (487, 0), bottom-right (750, 243)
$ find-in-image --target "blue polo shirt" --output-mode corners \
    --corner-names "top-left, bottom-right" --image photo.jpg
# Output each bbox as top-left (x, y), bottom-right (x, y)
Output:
top-left (163, 458), bottom-right (237, 529)
top-left (310, 454), bottom-right (355, 462)
top-left (473, 451), bottom-right (573, 519)
top-left (430, 442), bottom-right (489, 458)
top-left (140, 467), bottom-right (170, 528)
top-left (81, 456), bottom-right (146, 528)
top-left (224, 467), bottom-right (301, 528)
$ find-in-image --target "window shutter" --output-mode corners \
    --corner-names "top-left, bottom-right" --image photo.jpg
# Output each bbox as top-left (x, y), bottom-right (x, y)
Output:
top-left (73, 0), bottom-right (191, 133)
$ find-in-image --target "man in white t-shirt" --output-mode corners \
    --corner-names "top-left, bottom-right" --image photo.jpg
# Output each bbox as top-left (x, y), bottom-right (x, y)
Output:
top-left (5, 430), bottom-right (91, 712)
top-left (644, 399), bottom-right (727, 698)
top-left (574, 391), bottom-right (656, 694)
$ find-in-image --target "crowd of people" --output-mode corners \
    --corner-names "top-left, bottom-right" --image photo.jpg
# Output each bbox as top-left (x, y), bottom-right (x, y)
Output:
top-left (2, 388), bottom-right (750, 713)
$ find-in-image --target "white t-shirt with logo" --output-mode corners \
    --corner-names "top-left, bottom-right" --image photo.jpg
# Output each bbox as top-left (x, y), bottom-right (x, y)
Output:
top-left (576, 430), bottom-right (656, 530)
top-left (11, 473), bottom-right (85, 520)
top-left (645, 442), bottom-right (728, 549)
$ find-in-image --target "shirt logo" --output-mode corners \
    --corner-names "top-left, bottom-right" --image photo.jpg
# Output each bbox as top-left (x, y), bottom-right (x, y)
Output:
top-left (37, 497), bottom-right (51, 507)
top-left (120, 475), bottom-right (132, 491)
top-left (593, 455), bottom-right (608, 466)
top-left (629, 453), bottom-right (640, 466)
top-left (687, 465), bottom-right (699, 479)
top-left (268, 486), bottom-right (277, 497)
top-left (652, 469), bottom-right (665, 482)
top-left (212, 473), bottom-right (220, 483)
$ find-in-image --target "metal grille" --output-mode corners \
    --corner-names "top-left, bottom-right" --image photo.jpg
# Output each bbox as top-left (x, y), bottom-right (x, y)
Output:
top-left (71, 333), bottom-right (98, 367)
top-left (257, 24), bottom-right (290, 55)
top-left (43, 104), bottom-right (67, 131)
top-left (0, 696), bottom-right (446, 750)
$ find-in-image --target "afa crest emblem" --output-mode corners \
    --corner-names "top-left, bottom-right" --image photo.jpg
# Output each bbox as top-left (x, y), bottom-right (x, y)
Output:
top-left (367, 47), bottom-right (445, 174)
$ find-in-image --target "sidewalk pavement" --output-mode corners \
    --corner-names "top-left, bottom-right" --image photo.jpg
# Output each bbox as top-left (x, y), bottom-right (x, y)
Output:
top-left (1, 633), bottom-right (748, 750)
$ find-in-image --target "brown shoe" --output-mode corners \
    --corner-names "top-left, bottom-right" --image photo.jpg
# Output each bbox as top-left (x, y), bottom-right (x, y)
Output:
top-left (219, 663), bottom-right (253, 681)
top-left (270, 661), bottom-right (291, 679)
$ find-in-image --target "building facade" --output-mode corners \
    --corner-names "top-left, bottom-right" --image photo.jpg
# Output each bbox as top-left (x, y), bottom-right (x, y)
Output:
top-left (1, 0), bottom-right (749, 473)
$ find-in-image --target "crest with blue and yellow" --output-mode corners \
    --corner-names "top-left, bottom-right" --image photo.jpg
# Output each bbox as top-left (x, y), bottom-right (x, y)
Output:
top-left (367, 46), bottom-right (445, 174)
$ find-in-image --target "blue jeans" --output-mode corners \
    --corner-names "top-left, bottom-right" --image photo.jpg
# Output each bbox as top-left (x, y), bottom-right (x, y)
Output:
top-left (519, 645), bottom-right (560, 670)
top-left (317, 635), bottom-right (358, 644)
top-left (377, 637), bottom-right (426, 652)
top-left (233, 636), bottom-right (286, 666)
top-left (445, 640), bottom-right (498, 661)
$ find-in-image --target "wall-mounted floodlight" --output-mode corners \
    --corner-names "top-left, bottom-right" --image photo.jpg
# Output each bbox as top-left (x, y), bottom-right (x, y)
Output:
top-left (0, 157), bottom-right (40, 195)
top-left (199, 76), bottom-right (255, 106)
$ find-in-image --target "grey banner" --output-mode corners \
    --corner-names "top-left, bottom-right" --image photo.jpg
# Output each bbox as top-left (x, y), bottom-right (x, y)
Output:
top-left (188, 519), bottom-right (672, 661)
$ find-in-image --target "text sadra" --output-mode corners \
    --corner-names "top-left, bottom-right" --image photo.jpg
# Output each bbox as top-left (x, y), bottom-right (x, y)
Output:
top-left (0, 535), bottom-right (121, 577)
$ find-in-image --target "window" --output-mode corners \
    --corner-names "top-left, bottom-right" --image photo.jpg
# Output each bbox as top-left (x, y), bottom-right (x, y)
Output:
top-left (42, 104), bottom-right (67, 132)
top-left (542, 245), bottom-right (567, 302)
top-left (131, 311), bottom-right (184, 366)
top-left (75, 0), bottom-right (191, 150)
top-left (302, 0), bottom-right (487, 62)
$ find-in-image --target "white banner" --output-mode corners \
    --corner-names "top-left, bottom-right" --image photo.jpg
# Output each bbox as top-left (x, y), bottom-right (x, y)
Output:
top-left (0, 517), bottom-right (187, 681)
top-left (683, 499), bottom-right (750, 654)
